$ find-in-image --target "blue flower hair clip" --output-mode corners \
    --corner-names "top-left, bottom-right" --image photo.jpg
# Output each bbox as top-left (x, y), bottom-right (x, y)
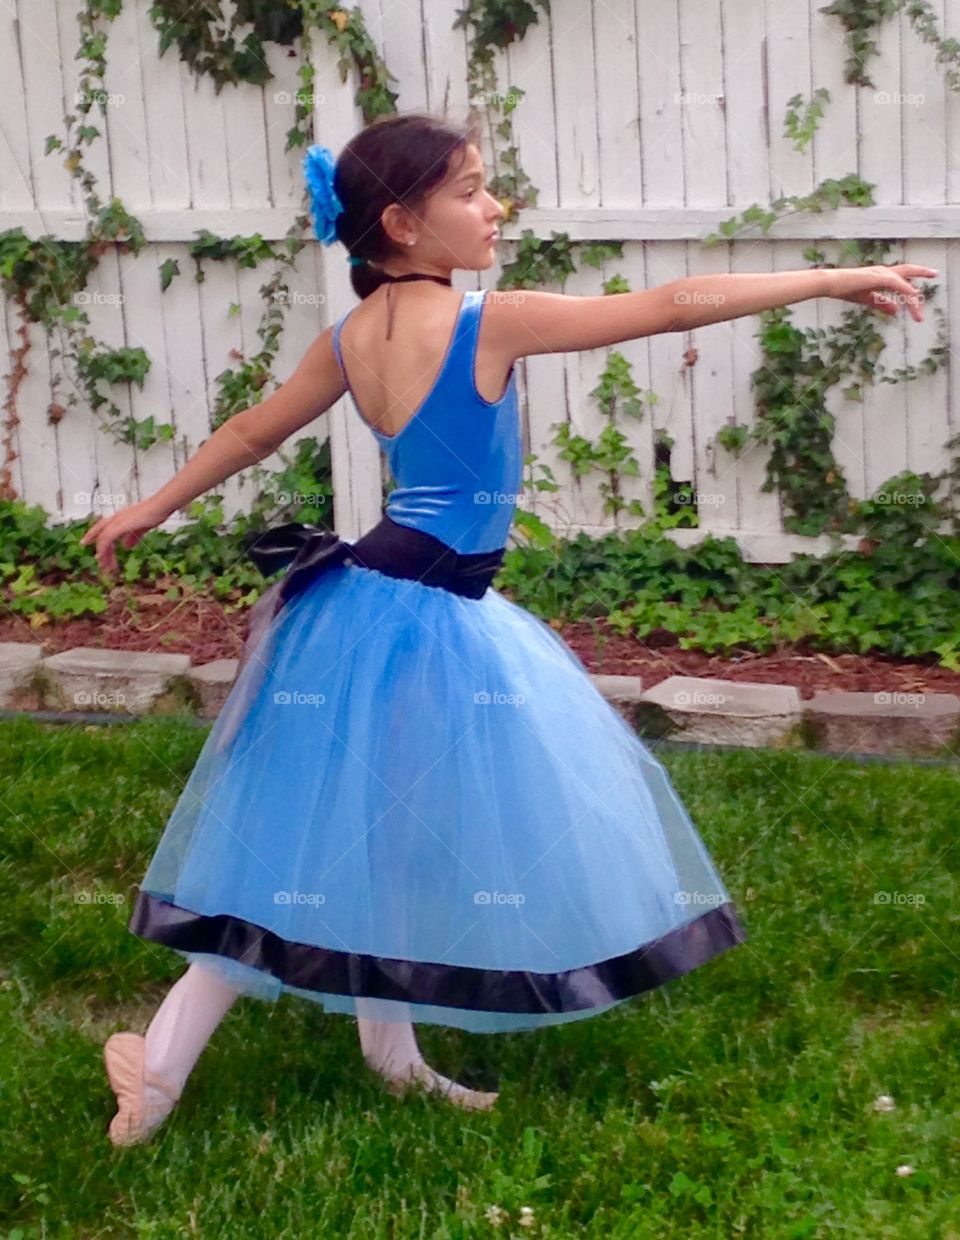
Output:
top-left (303, 144), bottom-right (345, 245)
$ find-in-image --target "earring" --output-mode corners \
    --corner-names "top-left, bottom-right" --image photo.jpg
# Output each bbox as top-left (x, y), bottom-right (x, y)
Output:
top-left (407, 240), bottom-right (414, 246)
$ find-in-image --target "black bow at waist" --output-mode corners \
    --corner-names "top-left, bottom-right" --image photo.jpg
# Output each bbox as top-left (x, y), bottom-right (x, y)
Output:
top-left (243, 515), bottom-right (506, 604)
top-left (242, 521), bottom-right (353, 605)
top-left (232, 516), bottom-right (507, 687)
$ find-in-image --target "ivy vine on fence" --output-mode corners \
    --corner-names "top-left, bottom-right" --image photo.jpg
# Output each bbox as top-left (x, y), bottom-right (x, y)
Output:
top-left (0, 0), bottom-right (401, 486)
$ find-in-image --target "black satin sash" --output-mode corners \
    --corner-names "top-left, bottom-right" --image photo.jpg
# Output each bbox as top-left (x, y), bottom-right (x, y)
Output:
top-left (235, 514), bottom-right (507, 675)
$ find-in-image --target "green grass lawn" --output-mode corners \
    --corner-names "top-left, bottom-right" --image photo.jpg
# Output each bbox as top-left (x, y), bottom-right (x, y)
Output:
top-left (1, 715), bottom-right (958, 1238)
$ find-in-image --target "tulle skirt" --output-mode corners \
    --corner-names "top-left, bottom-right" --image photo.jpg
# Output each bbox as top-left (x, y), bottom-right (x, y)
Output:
top-left (129, 558), bottom-right (747, 1033)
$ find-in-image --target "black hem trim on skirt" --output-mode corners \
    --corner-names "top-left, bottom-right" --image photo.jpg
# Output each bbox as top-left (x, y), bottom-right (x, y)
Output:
top-left (129, 890), bottom-right (747, 1014)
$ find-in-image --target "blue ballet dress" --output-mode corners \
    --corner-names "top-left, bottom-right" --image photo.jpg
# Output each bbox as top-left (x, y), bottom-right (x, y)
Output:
top-left (129, 287), bottom-right (747, 1033)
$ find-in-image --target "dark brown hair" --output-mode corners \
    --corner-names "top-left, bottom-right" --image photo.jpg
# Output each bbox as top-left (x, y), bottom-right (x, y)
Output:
top-left (333, 111), bottom-right (482, 300)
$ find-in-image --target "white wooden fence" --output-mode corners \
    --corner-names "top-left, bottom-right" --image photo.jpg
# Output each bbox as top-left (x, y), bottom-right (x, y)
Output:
top-left (2, 0), bottom-right (959, 560)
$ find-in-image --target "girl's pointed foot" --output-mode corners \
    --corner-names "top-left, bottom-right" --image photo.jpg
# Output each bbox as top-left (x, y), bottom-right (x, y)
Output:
top-left (383, 1060), bottom-right (499, 1111)
top-left (103, 1032), bottom-right (182, 1146)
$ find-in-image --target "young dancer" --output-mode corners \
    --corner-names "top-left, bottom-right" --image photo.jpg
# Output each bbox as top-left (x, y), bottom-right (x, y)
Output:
top-left (81, 111), bottom-right (934, 1145)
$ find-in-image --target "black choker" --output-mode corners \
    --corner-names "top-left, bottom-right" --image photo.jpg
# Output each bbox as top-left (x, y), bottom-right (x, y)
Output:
top-left (382, 272), bottom-right (453, 338)
top-left (381, 272), bottom-right (452, 286)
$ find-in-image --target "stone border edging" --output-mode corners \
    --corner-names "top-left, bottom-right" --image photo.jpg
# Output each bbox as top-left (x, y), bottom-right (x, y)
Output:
top-left (1, 642), bottom-right (957, 761)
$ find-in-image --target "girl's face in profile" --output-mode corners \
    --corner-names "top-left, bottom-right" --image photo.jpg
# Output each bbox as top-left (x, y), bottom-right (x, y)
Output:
top-left (415, 142), bottom-right (504, 271)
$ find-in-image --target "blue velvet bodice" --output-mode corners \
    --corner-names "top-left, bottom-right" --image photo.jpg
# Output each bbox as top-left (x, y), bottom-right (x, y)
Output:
top-left (332, 289), bottom-right (521, 554)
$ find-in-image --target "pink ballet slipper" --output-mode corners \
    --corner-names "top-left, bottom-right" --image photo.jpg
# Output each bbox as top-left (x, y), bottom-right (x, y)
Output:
top-left (103, 1032), bottom-right (182, 1146)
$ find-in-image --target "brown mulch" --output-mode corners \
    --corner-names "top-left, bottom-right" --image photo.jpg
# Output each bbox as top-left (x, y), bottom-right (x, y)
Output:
top-left (2, 581), bottom-right (959, 702)
top-left (0, 581), bottom-right (252, 666)
top-left (559, 621), bottom-right (960, 701)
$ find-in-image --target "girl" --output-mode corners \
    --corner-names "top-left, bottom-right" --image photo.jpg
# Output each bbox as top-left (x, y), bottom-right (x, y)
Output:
top-left (81, 111), bottom-right (934, 1146)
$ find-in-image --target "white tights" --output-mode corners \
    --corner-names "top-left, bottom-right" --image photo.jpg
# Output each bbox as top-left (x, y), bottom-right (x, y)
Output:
top-left (139, 963), bottom-right (485, 1131)
top-left (142, 963), bottom-right (241, 1131)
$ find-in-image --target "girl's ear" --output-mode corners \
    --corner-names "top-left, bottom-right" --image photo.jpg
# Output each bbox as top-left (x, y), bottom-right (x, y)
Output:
top-left (380, 201), bottom-right (418, 249)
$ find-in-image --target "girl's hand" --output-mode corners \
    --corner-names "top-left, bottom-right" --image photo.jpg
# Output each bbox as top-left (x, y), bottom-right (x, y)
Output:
top-left (79, 499), bottom-right (169, 576)
top-left (828, 263), bottom-right (937, 321)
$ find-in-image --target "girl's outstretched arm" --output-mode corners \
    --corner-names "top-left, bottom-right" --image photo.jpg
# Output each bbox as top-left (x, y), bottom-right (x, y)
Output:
top-left (487, 264), bottom-right (937, 360)
top-left (81, 327), bottom-right (347, 574)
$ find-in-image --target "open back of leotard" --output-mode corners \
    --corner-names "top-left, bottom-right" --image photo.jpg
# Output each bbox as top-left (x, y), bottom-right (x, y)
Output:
top-left (332, 288), bottom-right (521, 555)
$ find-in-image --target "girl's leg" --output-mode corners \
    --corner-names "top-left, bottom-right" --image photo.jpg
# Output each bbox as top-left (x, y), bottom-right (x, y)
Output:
top-left (355, 1000), bottom-right (426, 1078)
top-left (355, 999), bottom-right (499, 1109)
top-left (141, 962), bottom-right (241, 1132)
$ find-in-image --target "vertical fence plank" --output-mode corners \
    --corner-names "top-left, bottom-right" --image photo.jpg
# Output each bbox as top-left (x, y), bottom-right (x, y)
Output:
top-left (135, 4), bottom-right (191, 210)
top-left (764, 0), bottom-right (814, 202)
top-left (1, 6), bottom-right (37, 214)
top-left (309, 28), bottom-right (382, 540)
top-left (551, 0), bottom-right (603, 532)
top-left (852, 14), bottom-right (903, 504)
top-left (507, 0), bottom-right (557, 208)
top-left (0, 292), bottom-right (24, 501)
top-left (899, 4), bottom-right (949, 511)
top-left (945, 0), bottom-right (960, 517)
top-left (688, 242), bottom-right (740, 535)
top-left (150, 240), bottom-right (207, 492)
top-left (636, 3), bottom-right (692, 515)
top-left (727, 239), bottom-right (782, 537)
top-left (611, 242), bottom-right (655, 528)
top-left (716, 2), bottom-right (777, 536)
top-left (14, 313), bottom-right (67, 518)
top-left (19, 2), bottom-right (78, 214)
top-left (721, 0), bottom-right (771, 212)
top-left (677, 0), bottom-right (738, 535)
